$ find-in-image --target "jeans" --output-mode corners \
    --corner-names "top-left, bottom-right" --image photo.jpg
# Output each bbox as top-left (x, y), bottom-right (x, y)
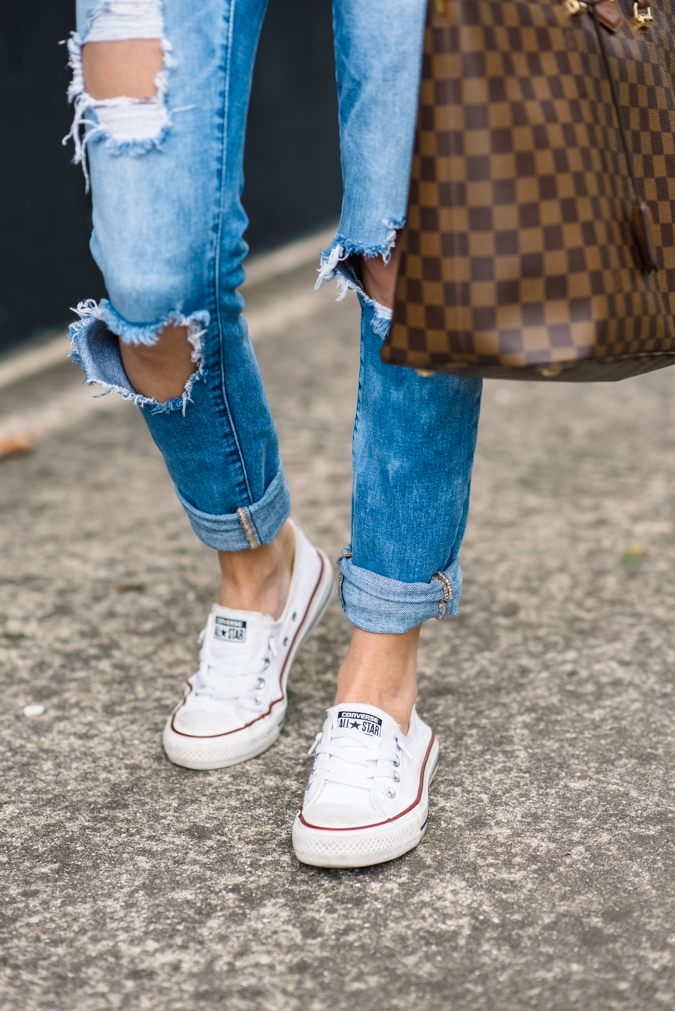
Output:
top-left (67, 0), bottom-right (483, 634)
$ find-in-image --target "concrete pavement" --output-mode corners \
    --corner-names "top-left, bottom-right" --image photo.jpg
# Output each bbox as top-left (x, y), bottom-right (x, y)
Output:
top-left (2, 259), bottom-right (675, 1010)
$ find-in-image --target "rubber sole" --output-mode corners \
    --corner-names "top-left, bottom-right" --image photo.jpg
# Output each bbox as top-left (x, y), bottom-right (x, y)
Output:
top-left (292, 735), bottom-right (440, 868)
top-left (163, 548), bottom-right (334, 770)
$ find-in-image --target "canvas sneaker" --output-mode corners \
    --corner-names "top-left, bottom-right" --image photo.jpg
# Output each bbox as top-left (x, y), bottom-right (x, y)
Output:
top-left (292, 703), bottom-right (439, 868)
top-left (163, 518), bottom-right (333, 770)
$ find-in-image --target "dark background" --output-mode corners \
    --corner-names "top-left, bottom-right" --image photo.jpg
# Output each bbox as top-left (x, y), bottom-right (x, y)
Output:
top-left (0, 0), bottom-right (342, 355)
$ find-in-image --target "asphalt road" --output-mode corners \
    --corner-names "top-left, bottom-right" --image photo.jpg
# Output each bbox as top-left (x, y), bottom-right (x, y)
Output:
top-left (2, 262), bottom-right (675, 1010)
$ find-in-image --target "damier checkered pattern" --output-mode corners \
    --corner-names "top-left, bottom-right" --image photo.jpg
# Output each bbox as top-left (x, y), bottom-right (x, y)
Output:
top-left (381, 0), bottom-right (675, 380)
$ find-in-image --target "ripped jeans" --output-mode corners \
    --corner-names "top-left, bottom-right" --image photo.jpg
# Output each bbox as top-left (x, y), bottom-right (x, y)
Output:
top-left (66, 0), bottom-right (483, 634)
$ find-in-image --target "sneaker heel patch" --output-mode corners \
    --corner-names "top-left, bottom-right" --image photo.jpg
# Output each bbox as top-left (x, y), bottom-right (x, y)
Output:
top-left (337, 711), bottom-right (382, 738)
top-left (214, 617), bottom-right (247, 643)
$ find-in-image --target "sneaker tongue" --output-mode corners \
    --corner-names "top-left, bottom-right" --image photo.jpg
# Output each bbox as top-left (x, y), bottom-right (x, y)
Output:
top-left (329, 704), bottom-right (393, 745)
top-left (206, 603), bottom-right (272, 658)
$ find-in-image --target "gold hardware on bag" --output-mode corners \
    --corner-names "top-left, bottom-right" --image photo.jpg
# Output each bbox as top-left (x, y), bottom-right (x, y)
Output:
top-left (435, 0), bottom-right (446, 12)
top-left (539, 366), bottom-right (563, 378)
top-left (415, 369), bottom-right (436, 377)
top-left (633, 2), bottom-right (654, 25)
top-left (564, 0), bottom-right (584, 14)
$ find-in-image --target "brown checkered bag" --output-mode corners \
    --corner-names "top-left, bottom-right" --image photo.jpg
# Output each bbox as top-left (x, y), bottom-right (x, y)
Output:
top-left (381, 0), bottom-right (675, 380)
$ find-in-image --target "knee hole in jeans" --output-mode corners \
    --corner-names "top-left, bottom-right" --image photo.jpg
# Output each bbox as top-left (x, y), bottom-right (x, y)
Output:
top-left (81, 38), bottom-right (163, 100)
top-left (64, 1), bottom-right (174, 184)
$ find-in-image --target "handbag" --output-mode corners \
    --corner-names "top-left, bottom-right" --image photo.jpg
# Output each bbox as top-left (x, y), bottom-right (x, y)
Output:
top-left (380, 0), bottom-right (675, 380)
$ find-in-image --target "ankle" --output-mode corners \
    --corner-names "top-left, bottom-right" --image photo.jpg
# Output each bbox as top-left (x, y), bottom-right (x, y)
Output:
top-left (333, 626), bottom-right (420, 734)
top-left (217, 520), bottom-right (294, 618)
top-left (334, 684), bottom-right (417, 734)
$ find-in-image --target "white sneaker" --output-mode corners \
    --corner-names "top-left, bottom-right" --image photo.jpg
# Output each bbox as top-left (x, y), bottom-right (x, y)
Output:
top-left (163, 519), bottom-right (333, 770)
top-left (292, 703), bottom-right (439, 868)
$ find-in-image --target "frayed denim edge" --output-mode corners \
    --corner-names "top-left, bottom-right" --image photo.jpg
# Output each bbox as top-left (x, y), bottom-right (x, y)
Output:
top-left (68, 299), bottom-right (210, 416)
top-left (62, 29), bottom-right (180, 190)
top-left (328, 257), bottom-right (393, 338)
top-left (314, 220), bottom-right (404, 338)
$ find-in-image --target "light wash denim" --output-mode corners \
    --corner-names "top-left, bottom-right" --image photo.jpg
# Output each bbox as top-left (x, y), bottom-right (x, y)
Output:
top-left (66, 0), bottom-right (483, 634)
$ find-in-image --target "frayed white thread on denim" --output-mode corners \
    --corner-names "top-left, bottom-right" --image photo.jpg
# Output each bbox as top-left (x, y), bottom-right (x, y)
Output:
top-left (315, 218), bottom-right (404, 287)
top-left (63, 36), bottom-right (174, 189)
top-left (369, 301), bottom-right (393, 338)
top-left (70, 298), bottom-right (209, 348)
top-left (69, 299), bottom-right (209, 415)
top-left (83, 0), bottom-right (165, 40)
top-left (186, 319), bottom-right (205, 365)
top-left (180, 315), bottom-right (208, 412)
top-left (62, 1), bottom-right (178, 189)
top-left (315, 243), bottom-right (348, 294)
top-left (314, 223), bottom-right (402, 336)
top-left (382, 219), bottom-right (404, 265)
top-left (316, 256), bottom-right (392, 336)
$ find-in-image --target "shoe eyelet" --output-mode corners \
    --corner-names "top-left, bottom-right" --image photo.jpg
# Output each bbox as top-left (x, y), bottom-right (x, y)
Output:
top-left (254, 695), bottom-right (262, 706)
top-left (292, 612), bottom-right (297, 621)
top-left (393, 772), bottom-right (400, 783)
top-left (283, 636), bottom-right (289, 646)
top-left (255, 677), bottom-right (265, 689)
top-left (392, 756), bottom-right (400, 767)
top-left (263, 658), bottom-right (270, 669)
top-left (395, 740), bottom-right (402, 751)
top-left (386, 787), bottom-right (396, 799)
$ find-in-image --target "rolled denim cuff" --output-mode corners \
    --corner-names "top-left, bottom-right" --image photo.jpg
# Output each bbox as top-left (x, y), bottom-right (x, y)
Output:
top-left (175, 467), bottom-right (291, 552)
top-left (337, 548), bottom-right (462, 634)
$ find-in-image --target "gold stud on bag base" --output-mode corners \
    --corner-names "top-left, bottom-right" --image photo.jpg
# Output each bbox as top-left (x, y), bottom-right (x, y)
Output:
top-left (382, 0), bottom-right (675, 382)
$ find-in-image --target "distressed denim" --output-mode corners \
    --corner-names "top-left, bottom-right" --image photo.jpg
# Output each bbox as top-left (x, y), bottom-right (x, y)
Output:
top-left (67, 0), bottom-right (483, 633)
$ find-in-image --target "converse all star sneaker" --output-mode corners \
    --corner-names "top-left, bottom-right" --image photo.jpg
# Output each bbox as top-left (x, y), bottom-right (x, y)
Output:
top-left (292, 703), bottom-right (439, 868)
top-left (163, 519), bottom-right (333, 770)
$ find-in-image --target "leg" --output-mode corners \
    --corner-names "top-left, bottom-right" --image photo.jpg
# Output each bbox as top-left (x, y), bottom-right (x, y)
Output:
top-left (318, 0), bottom-right (434, 731)
top-left (68, 0), bottom-right (334, 772)
top-left (326, 0), bottom-right (482, 734)
top-left (334, 238), bottom-right (414, 731)
top-left (335, 285), bottom-right (482, 728)
top-left (115, 319), bottom-right (294, 617)
top-left (77, 4), bottom-right (294, 618)
top-left (293, 0), bottom-right (482, 868)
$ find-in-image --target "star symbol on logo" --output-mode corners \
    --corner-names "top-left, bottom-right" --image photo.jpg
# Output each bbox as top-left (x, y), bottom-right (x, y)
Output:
top-left (349, 720), bottom-right (361, 730)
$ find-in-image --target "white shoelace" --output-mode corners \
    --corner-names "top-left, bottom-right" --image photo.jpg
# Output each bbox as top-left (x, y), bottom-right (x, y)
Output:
top-left (190, 634), bottom-right (277, 715)
top-left (308, 729), bottom-right (407, 798)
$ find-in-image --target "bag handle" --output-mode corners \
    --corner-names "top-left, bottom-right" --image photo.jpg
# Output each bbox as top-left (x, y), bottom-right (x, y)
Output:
top-left (584, 0), bottom-right (658, 269)
top-left (434, 0), bottom-right (658, 270)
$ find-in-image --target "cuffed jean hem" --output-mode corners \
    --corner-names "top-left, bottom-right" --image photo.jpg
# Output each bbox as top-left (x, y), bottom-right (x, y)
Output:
top-left (337, 549), bottom-right (462, 634)
top-left (176, 467), bottom-right (291, 552)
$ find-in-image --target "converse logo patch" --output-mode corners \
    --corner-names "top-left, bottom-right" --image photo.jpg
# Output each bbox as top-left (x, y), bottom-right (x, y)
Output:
top-left (214, 617), bottom-right (246, 642)
top-left (337, 711), bottom-right (382, 737)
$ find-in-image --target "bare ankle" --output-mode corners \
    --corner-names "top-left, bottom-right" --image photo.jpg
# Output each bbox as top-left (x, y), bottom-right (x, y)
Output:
top-left (217, 520), bottom-right (294, 619)
top-left (334, 625), bottom-right (420, 734)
